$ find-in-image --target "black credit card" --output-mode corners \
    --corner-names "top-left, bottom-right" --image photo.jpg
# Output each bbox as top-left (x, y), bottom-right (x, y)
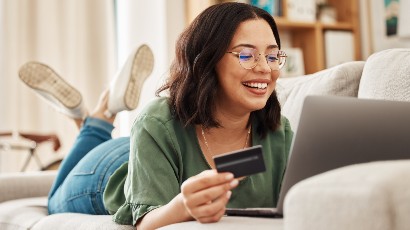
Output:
top-left (213, 145), bottom-right (266, 178)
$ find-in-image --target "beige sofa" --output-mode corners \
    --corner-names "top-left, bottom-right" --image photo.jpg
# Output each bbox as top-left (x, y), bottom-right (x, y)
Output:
top-left (1, 48), bottom-right (409, 230)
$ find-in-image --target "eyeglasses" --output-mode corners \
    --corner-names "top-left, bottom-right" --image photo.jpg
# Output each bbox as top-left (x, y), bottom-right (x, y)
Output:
top-left (226, 48), bottom-right (287, 70)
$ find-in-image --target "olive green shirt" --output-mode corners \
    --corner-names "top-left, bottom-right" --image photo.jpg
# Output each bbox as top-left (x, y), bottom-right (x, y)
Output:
top-left (103, 97), bottom-right (293, 226)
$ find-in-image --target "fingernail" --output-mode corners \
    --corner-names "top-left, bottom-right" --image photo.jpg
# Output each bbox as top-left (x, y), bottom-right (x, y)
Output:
top-left (225, 173), bottom-right (234, 180)
top-left (226, 191), bottom-right (232, 199)
top-left (230, 179), bottom-right (238, 187)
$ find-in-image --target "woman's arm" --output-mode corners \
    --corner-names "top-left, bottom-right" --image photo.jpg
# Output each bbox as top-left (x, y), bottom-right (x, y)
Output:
top-left (136, 193), bottom-right (191, 230)
top-left (136, 170), bottom-right (238, 230)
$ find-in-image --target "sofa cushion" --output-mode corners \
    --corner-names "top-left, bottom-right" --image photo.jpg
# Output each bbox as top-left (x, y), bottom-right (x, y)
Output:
top-left (0, 192), bottom-right (283, 230)
top-left (0, 196), bottom-right (133, 230)
top-left (359, 48), bottom-right (410, 101)
top-left (32, 214), bottom-right (283, 230)
top-left (32, 213), bottom-right (135, 230)
top-left (284, 160), bottom-right (410, 230)
top-left (0, 197), bottom-right (48, 230)
top-left (159, 216), bottom-right (283, 230)
top-left (276, 61), bottom-right (365, 130)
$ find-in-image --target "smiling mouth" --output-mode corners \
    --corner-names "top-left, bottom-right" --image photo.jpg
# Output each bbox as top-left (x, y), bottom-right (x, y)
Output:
top-left (242, 82), bottom-right (268, 90)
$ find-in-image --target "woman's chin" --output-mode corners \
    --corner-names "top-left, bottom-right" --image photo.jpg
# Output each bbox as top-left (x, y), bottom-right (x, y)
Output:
top-left (248, 101), bottom-right (268, 112)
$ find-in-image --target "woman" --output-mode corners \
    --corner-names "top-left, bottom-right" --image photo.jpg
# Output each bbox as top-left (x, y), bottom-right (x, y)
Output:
top-left (20, 2), bottom-right (292, 230)
top-left (122, 3), bottom-right (293, 228)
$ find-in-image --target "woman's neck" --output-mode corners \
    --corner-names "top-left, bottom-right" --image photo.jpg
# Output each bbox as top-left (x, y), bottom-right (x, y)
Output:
top-left (198, 109), bottom-right (251, 154)
top-left (214, 101), bottom-right (251, 129)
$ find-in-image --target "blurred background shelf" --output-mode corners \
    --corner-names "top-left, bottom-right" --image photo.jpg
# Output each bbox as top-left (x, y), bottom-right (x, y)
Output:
top-left (185, 0), bottom-right (361, 75)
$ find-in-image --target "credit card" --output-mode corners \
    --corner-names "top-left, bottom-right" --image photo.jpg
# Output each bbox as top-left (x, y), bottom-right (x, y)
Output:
top-left (213, 145), bottom-right (266, 178)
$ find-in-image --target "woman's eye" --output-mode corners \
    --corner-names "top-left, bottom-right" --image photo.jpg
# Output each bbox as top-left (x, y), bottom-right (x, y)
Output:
top-left (267, 54), bottom-right (278, 62)
top-left (239, 54), bottom-right (253, 62)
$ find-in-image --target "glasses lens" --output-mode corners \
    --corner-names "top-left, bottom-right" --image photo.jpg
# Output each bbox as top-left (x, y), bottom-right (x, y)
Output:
top-left (266, 53), bottom-right (278, 62)
top-left (263, 50), bottom-right (283, 70)
top-left (238, 48), bottom-right (256, 69)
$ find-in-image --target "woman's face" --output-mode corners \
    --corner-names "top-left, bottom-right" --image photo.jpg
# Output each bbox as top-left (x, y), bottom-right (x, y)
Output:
top-left (215, 19), bottom-right (280, 114)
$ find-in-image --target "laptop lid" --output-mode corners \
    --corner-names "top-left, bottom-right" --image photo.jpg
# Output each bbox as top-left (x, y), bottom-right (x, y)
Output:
top-left (275, 95), bottom-right (410, 215)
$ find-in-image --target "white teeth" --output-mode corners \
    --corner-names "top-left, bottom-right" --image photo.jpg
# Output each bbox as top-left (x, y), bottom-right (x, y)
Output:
top-left (243, 82), bottom-right (268, 89)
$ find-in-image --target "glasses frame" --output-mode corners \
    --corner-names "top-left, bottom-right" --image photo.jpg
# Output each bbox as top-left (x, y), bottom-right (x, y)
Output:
top-left (226, 48), bottom-right (287, 70)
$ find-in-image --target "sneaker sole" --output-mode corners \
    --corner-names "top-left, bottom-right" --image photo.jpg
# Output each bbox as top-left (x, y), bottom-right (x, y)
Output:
top-left (19, 62), bottom-right (82, 109)
top-left (124, 44), bottom-right (154, 110)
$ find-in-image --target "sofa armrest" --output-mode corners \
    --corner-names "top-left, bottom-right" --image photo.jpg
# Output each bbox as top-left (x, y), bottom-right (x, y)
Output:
top-left (284, 160), bottom-right (410, 230)
top-left (0, 170), bottom-right (57, 202)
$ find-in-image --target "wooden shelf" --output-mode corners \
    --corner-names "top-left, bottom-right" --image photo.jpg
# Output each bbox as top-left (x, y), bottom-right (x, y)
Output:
top-left (275, 17), bottom-right (317, 29)
top-left (321, 22), bottom-right (353, 31)
top-left (266, 0), bottom-right (361, 74)
top-left (275, 18), bottom-right (353, 31)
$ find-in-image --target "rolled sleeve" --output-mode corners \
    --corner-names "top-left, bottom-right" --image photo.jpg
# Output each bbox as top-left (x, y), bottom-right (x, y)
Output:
top-left (124, 114), bottom-right (181, 225)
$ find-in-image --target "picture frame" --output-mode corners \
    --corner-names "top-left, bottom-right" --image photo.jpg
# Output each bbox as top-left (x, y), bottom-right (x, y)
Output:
top-left (368, 0), bottom-right (409, 52)
top-left (384, 0), bottom-right (399, 36)
top-left (280, 47), bottom-right (305, 78)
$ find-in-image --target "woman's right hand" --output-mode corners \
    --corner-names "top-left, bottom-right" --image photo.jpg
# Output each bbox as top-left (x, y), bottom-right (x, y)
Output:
top-left (180, 169), bottom-right (239, 223)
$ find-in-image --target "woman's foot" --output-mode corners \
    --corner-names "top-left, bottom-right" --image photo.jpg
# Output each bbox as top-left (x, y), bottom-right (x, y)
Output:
top-left (19, 62), bottom-right (88, 125)
top-left (105, 44), bottom-right (154, 118)
top-left (90, 90), bottom-right (116, 124)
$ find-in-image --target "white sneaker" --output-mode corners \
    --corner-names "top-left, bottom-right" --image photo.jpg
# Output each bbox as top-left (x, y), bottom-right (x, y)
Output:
top-left (19, 62), bottom-right (87, 119)
top-left (105, 44), bottom-right (154, 118)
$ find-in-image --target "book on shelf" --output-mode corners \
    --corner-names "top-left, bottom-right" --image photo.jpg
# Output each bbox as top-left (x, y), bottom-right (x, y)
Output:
top-left (324, 31), bottom-right (354, 68)
top-left (250, 0), bottom-right (280, 16)
top-left (286, 0), bottom-right (316, 22)
top-left (281, 47), bottom-right (305, 78)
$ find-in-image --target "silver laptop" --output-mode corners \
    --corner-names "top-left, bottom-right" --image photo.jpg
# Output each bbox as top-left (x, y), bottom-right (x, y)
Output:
top-left (226, 95), bottom-right (410, 218)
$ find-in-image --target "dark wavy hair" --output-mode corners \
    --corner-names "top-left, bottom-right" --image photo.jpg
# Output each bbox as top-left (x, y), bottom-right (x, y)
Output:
top-left (156, 2), bottom-right (282, 138)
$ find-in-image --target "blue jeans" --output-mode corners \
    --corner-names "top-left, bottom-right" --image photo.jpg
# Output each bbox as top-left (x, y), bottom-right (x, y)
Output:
top-left (48, 117), bottom-right (129, 215)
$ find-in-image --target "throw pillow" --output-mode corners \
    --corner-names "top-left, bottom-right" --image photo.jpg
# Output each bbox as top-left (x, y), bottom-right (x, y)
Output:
top-left (358, 48), bottom-right (410, 101)
top-left (276, 61), bottom-right (365, 130)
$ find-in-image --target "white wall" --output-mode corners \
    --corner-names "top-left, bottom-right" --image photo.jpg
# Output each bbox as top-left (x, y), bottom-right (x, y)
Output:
top-left (115, 0), bottom-right (185, 136)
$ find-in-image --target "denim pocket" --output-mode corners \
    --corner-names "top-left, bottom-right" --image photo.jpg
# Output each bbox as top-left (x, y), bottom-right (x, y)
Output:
top-left (72, 137), bottom-right (129, 176)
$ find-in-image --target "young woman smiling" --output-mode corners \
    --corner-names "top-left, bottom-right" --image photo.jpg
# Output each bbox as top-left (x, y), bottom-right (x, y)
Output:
top-left (19, 2), bottom-right (292, 230)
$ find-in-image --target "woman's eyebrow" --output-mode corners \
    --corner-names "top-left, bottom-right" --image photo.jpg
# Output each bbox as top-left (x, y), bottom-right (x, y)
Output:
top-left (267, 44), bottom-right (279, 49)
top-left (231, 44), bottom-right (279, 50)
